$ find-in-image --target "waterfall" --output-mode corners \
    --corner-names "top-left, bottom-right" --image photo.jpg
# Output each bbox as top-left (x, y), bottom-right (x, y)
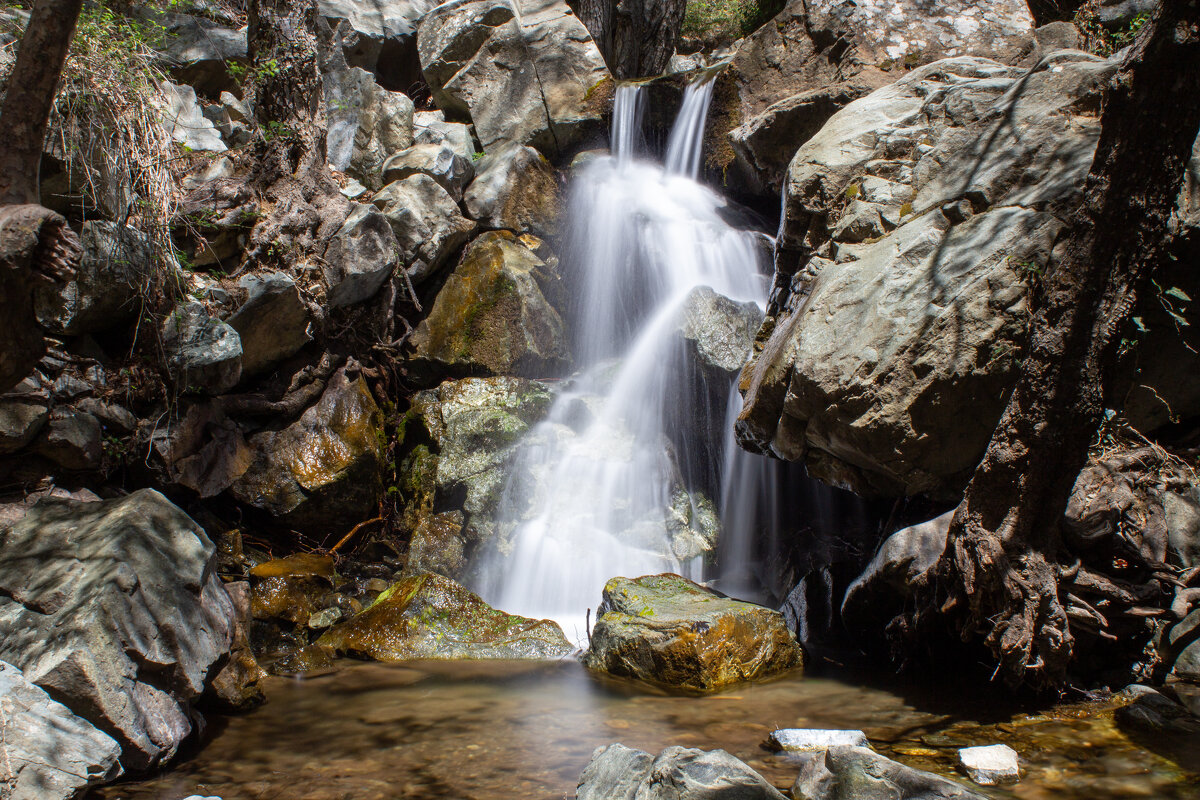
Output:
top-left (473, 81), bottom-right (772, 642)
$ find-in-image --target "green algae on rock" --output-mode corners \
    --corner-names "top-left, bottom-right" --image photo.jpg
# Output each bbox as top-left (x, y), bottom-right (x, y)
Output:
top-left (249, 553), bottom-right (338, 627)
top-left (408, 231), bottom-right (569, 379)
top-left (584, 574), bottom-right (803, 692)
top-left (317, 572), bottom-right (574, 660)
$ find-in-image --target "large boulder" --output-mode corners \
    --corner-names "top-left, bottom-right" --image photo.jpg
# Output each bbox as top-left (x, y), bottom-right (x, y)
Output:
top-left (322, 203), bottom-right (400, 307)
top-left (408, 231), bottom-right (569, 378)
top-left (463, 143), bottom-right (561, 236)
top-left (403, 376), bottom-right (555, 545)
top-left (792, 746), bottom-right (986, 800)
top-left (717, 0), bottom-right (1035, 196)
top-left (370, 174), bottom-right (477, 284)
top-left (230, 366), bottom-right (384, 534)
top-left (417, 0), bottom-right (610, 159)
top-left (584, 574), bottom-right (803, 692)
top-left (577, 743), bottom-right (787, 800)
top-left (316, 572), bottom-right (574, 659)
top-left (324, 66), bottom-right (415, 189)
top-left (33, 221), bottom-right (152, 336)
top-left (320, 0), bottom-right (436, 89)
top-left (737, 53), bottom-right (1122, 498)
top-left (227, 272), bottom-right (313, 378)
top-left (162, 301), bottom-right (243, 394)
top-left (0, 490), bottom-right (234, 771)
top-left (414, 110), bottom-right (476, 162)
top-left (0, 661), bottom-right (122, 799)
top-left (156, 80), bottom-right (227, 152)
top-left (572, 0), bottom-right (685, 79)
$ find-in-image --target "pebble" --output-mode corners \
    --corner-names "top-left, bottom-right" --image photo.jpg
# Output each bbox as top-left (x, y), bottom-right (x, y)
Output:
top-left (958, 744), bottom-right (1020, 786)
top-left (767, 728), bottom-right (869, 751)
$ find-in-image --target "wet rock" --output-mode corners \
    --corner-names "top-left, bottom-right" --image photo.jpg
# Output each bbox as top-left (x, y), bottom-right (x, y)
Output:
top-left (0, 396), bottom-right (49, 454)
top-left (206, 582), bottom-right (267, 712)
top-left (719, 0), bottom-right (1034, 195)
top-left (37, 407), bottom-right (102, 471)
top-left (157, 12), bottom-right (247, 98)
top-left (228, 272), bottom-right (313, 377)
top-left (317, 572), bottom-right (573, 660)
top-left (674, 286), bottom-right (763, 378)
top-left (405, 510), bottom-right (468, 580)
top-left (958, 744), bottom-right (1020, 786)
top-left (249, 553), bottom-right (338, 627)
top-left (33, 221), bottom-right (152, 336)
top-left (404, 377), bottom-right (554, 544)
top-left (1166, 609), bottom-right (1200, 682)
top-left (0, 490), bottom-right (235, 771)
top-left (370, 174), bottom-right (476, 284)
top-left (768, 729), bottom-right (869, 752)
top-left (577, 743), bottom-right (787, 800)
top-left (322, 203), bottom-right (400, 307)
top-left (308, 606), bottom-right (343, 630)
top-left (584, 574), bottom-right (803, 692)
top-left (325, 66), bottom-right (414, 189)
top-left (162, 301), bottom-right (243, 393)
top-left (319, 0), bottom-right (434, 88)
top-left (842, 512), bottom-right (953, 634)
top-left (738, 53), bottom-right (1121, 498)
top-left (417, 0), bottom-right (610, 159)
top-left (793, 746), bottom-right (986, 800)
top-left (0, 661), bottom-right (122, 799)
top-left (156, 80), bottom-right (227, 152)
top-left (409, 231), bottom-right (569, 378)
top-left (464, 144), bottom-right (560, 236)
top-left (230, 367), bottom-right (384, 534)
top-left (1116, 685), bottom-right (1200, 735)
top-left (381, 141), bottom-right (474, 200)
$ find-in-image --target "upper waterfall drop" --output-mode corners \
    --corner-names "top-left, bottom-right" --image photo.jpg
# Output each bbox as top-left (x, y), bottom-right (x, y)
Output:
top-left (471, 81), bottom-right (775, 641)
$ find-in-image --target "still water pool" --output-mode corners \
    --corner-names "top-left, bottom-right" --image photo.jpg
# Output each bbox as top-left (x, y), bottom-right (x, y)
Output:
top-left (92, 660), bottom-right (1200, 800)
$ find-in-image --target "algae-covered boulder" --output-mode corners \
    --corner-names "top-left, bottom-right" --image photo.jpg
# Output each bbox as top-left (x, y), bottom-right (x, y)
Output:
top-left (404, 376), bottom-right (554, 543)
top-left (249, 553), bottom-right (338, 627)
top-left (409, 231), bottom-right (569, 379)
top-left (230, 367), bottom-right (384, 534)
top-left (584, 574), bottom-right (803, 692)
top-left (317, 572), bottom-right (573, 659)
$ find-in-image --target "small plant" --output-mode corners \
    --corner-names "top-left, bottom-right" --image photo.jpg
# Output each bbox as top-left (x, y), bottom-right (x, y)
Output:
top-left (681, 0), bottom-right (785, 45)
top-left (1074, 1), bottom-right (1151, 56)
top-left (844, 183), bottom-right (860, 199)
top-left (472, 151), bottom-right (485, 162)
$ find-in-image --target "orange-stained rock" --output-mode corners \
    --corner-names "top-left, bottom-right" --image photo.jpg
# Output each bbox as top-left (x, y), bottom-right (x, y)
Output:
top-left (584, 573), bottom-right (803, 692)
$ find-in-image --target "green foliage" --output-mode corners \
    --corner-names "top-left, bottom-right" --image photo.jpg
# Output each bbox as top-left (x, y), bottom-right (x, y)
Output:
top-left (1074, 1), bottom-right (1151, 56)
top-left (681, 0), bottom-right (785, 44)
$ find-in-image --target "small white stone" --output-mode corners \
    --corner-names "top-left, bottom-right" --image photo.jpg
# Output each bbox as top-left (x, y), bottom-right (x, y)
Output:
top-left (958, 744), bottom-right (1020, 786)
top-left (768, 729), bottom-right (870, 752)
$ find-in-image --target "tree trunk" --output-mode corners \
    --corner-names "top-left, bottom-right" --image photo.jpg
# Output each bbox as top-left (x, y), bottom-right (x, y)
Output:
top-left (921, 1), bottom-right (1200, 689)
top-left (0, 0), bottom-right (83, 205)
top-left (570, 0), bottom-right (686, 79)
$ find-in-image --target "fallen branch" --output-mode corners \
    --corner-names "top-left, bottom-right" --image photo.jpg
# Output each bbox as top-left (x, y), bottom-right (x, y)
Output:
top-left (328, 515), bottom-right (383, 555)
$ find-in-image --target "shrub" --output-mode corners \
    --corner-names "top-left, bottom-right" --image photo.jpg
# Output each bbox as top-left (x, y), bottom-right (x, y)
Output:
top-left (681, 0), bottom-right (785, 47)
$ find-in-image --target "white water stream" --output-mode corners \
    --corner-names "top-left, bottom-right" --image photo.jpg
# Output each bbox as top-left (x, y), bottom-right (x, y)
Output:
top-left (473, 81), bottom-right (779, 642)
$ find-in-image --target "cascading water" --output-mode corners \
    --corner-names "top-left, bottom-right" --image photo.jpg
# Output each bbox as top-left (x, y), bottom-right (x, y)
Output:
top-left (473, 80), bottom-right (779, 641)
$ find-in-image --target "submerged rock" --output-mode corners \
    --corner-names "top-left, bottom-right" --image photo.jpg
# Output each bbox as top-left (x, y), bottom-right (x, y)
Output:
top-left (317, 572), bottom-right (573, 660)
top-left (0, 490), bottom-right (234, 771)
top-left (230, 367), bottom-right (384, 534)
top-left (793, 746), bottom-right (986, 800)
top-left (0, 661), bottom-right (122, 799)
top-left (417, 0), bottom-right (610, 158)
top-left (584, 574), bottom-right (803, 692)
top-left (408, 231), bottom-right (569, 379)
top-left (577, 743), bottom-right (787, 800)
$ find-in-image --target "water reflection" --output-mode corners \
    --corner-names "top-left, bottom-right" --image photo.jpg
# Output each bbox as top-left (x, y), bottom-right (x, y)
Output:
top-left (92, 661), bottom-right (1199, 800)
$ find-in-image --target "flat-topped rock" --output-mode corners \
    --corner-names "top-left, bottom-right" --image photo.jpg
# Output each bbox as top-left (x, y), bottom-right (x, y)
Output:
top-left (768, 729), bottom-right (869, 752)
top-left (958, 744), bottom-right (1020, 786)
top-left (584, 573), bottom-right (803, 692)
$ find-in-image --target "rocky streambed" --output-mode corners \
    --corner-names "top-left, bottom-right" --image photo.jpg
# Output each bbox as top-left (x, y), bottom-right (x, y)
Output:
top-left (89, 660), bottom-right (1199, 800)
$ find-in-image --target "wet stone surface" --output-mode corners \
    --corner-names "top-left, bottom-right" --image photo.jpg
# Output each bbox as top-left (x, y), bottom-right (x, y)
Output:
top-left (89, 661), bottom-right (1199, 800)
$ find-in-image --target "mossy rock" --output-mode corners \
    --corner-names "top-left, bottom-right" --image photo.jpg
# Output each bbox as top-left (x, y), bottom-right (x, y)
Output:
top-left (584, 574), bottom-right (803, 692)
top-left (249, 553), bottom-right (338, 627)
top-left (317, 572), bottom-right (573, 660)
top-left (408, 231), bottom-right (569, 380)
